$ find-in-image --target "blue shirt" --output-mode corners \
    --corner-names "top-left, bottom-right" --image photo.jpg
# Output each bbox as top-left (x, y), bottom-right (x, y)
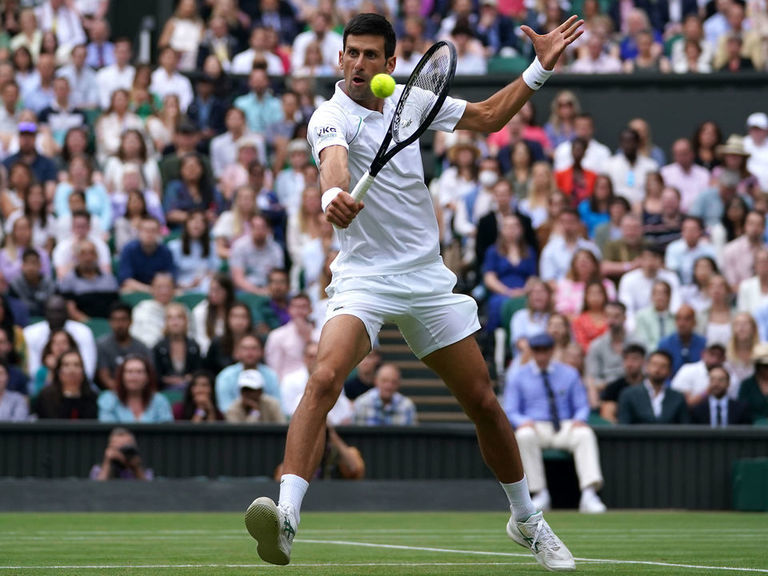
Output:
top-left (117, 240), bottom-right (176, 286)
top-left (167, 238), bottom-right (220, 290)
top-left (503, 361), bottom-right (590, 428)
top-left (658, 332), bottom-right (707, 376)
top-left (3, 153), bottom-right (57, 184)
top-left (54, 182), bottom-right (113, 226)
top-left (97, 390), bottom-right (173, 423)
top-left (215, 362), bottom-right (281, 412)
top-left (233, 91), bottom-right (283, 134)
top-left (577, 199), bottom-right (610, 238)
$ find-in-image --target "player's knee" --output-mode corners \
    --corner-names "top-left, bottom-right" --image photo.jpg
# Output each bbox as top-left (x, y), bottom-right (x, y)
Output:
top-left (464, 387), bottom-right (502, 421)
top-left (305, 365), bottom-right (343, 406)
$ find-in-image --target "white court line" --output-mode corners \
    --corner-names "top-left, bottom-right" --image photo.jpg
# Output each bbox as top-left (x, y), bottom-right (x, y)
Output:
top-left (0, 562), bottom-right (533, 570)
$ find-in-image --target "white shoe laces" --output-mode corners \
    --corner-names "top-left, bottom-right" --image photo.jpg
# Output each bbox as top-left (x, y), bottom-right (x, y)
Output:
top-left (531, 517), bottom-right (560, 552)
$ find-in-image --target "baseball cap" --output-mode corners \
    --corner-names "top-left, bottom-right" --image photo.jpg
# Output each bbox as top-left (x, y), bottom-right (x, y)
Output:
top-left (236, 135), bottom-right (261, 150)
top-left (238, 369), bottom-right (265, 390)
top-left (528, 333), bottom-right (555, 349)
top-left (18, 121), bottom-right (37, 134)
top-left (746, 112), bottom-right (768, 131)
top-left (287, 139), bottom-right (309, 154)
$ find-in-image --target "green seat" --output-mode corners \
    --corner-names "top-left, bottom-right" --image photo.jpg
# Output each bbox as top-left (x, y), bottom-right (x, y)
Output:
top-left (588, 412), bottom-right (613, 427)
top-left (487, 56), bottom-right (530, 76)
top-left (542, 449), bottom-right (571, 461)
top-left (753, 417), bottom-right (768, 427)
top-left (175, 292), bottom-right (206, 311)
top-left (733, 459), bottom-right (768, 511)
top-left (86, 318), bottom-right (112, 340)
top-left (501, 296), bottom-right (528, 351)
top-left (160, 389), bottom-right (185, 407)
top-left (120, 292), bottom-right (152, 308)
top-left (237, 293), bottom-right (270, 325)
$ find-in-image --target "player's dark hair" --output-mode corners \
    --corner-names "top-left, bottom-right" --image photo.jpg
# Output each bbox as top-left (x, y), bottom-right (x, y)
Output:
top-left (343, 13), bottom-right (396, 59)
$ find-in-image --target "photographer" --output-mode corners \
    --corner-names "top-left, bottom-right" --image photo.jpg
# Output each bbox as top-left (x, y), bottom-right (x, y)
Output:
top-left (90, 427), bottom-right (153, 480)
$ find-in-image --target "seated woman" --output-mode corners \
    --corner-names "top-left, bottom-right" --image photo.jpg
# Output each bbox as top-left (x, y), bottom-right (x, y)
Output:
top-left (193, 274), bottom-right (236, 356)
top-left (482, 214), bottom-right (537, 332)
top-left (547, 312), bottom-right (574, 365)
top-left (152, 303), bottom-right (203, 392)
top-left (102, 128), bottom-right (163, 197)
top-left (163, 153), bottom-right (219, 230)
top-left (572, 281), bottom-right (609, 352)
top-left (211, 185), bottom-right (257, 260)
top-left (578, 175), bottom-right (613, 240)
top-left (724, 312), bottom-right (758, 398)
top-left (680, 256), bottom-right (718, 313)
top-left (0, 360), bottom-right (28, 422)
top-left (53, 156), bottom-right (112, 228)
top-left (509, 278), bottom-right (552, 359)
top-left (203, 302), bottom-right (253, 375)
top-left (555, 248), bottom-right (616, 318)
top-left (35, 349), bottom-right (97, 419)
top-left (166, 210), bottom-right (220, 293)
top-left (174, 370), bottom-right (224, 421)
top-left (31, 330), bottom-right (77, 399)
top-left (698, 274), bottom-right (734, 347)
top-left (97, 355), bottom-right (173, 423)
top-left (0, 214), bottom-right (51, 284)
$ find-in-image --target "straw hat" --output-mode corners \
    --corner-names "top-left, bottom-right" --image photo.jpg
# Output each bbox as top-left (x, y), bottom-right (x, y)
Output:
top-left (447, 138), bottom-right (481, 164)
top-left (716, 134), bottom-right (750, 157)
top-left (751, 342), bottom-right (768, 365)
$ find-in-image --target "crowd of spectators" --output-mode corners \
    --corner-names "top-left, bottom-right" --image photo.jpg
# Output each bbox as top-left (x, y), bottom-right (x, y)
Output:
top-left (0, 0), bottom-right (766, 435)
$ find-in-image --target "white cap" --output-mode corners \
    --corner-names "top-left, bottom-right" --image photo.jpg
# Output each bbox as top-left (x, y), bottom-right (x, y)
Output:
top-left (238, 369), bottom-right (265, 390)
top-left (746, 112), bottom-right (768, 130)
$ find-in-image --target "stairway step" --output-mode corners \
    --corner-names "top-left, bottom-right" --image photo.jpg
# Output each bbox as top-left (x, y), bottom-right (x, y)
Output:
top-left (418, 412), bottom-right (470, 423)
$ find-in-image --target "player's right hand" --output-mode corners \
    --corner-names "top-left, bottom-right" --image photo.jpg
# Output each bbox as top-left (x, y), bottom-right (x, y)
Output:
top-left (326, 191), bottom-right (364, 229)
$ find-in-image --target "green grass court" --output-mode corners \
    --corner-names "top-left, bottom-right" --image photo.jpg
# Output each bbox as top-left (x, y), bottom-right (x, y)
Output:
top-left (0, 511), bottom-right (766, 575)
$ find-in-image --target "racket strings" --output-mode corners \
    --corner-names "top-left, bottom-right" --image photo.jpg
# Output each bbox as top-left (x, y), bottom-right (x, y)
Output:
top-left (392, 44), bottom-right (453, 143)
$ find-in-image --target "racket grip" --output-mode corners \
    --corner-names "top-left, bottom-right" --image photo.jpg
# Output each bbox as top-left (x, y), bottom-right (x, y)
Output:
top-left (350, 171), bottom-right (374, 202)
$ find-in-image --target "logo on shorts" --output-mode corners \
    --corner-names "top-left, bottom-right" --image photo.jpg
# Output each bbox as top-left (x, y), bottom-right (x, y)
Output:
top-left (332, 306), bottom-right (344, 311)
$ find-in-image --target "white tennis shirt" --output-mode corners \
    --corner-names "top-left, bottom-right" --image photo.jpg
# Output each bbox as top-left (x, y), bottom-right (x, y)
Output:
top-left (308, 81), bottom-right (467, 279)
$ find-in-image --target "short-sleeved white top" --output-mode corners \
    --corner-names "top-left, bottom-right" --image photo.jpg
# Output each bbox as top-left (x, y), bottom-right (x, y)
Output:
top-left (307, 81), bottom-right (466, 280)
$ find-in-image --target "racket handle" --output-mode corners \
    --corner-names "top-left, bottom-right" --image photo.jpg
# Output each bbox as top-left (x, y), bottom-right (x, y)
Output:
top-left (350, 171), bottom-right (374, 202)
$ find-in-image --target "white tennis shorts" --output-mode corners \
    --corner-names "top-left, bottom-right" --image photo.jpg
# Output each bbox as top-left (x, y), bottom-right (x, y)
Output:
top-left (324, 262), bottom-right (480, 359)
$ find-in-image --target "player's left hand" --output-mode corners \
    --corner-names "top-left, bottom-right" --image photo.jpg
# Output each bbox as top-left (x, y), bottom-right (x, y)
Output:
top-left (521, 15), bottom-right (584, 71)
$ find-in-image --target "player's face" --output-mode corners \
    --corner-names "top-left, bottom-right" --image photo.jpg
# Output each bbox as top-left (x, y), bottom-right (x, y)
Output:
top-left (340, 35), bottom-right (395, 106)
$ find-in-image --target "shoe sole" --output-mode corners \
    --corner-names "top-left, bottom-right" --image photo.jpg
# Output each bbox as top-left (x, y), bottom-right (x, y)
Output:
top-left (245, 497), bottom-right (290, 566)
top-left (506, 521), bottom-right (575, 572)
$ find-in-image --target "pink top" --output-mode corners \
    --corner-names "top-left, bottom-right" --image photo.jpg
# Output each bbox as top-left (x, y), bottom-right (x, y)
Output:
top-left (555, 278), bottom-right (617, 318)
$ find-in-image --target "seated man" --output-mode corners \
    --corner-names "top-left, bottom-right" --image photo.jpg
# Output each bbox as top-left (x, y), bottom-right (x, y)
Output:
top-left (344, 347), bottom-right (382, 401)
top-left (57, 239), bottom-right (119, 322)
top-left (215, 332), bottom-right (281, 412)
top-left (353, 363), bottom-right (418, 426)
top-left (690, 365), bottom-right (752, 426)
top-left (229, 213), bottom-right (285, 296)
top-left (8, 248), bottom-right (56, 318)
top-left (129, 273), bottom-right (182, 348)
top-left (51, 210), bottom-right (111, 280)
top-left (599, 343), bottom-right (646, 424)
top-left (618, 350), bottom-right (690, 424)
top-left (584, 301), bottom-right (628, 407)
top-left (118, 216), bottom-right (175, 293)
top-left (631, 280), bottom-right (676, 352)
top-left (264, 294), bottom-right (315, 382)
top-left (503, 333), bottom-right (606, 514)
top-left (224, 369), bottom-right (286, 424)
top-left (671, 342), bottom-right (727, 407)
top-left (658, 304), bottom-right (706, 376)
top-left (96, 302), bottom-right (152, 391)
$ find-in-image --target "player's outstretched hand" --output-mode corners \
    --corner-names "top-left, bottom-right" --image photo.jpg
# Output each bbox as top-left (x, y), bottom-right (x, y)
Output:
top-left (326, 191), bottom-right (364, 229)
top-left (521, 15), bottom-right (584, 71)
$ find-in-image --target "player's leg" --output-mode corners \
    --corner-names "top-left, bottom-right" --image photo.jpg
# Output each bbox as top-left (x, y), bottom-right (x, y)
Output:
top-left (245, 314), bottom-right (371, 565)
top-left (422, 336), bottom-right (575, 571)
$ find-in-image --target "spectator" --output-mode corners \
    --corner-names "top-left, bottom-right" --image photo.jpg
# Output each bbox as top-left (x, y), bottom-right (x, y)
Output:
top-left (86, 19), bottom-right (115, 70)
top-left (661, 138), bottom-right (711, 214)
top-left (618, 350), bottom-right (690, 424)
top-left (186, 75), bottom-right (228, 140)
top-left (52, 210), bottom-right (111, 280)
top-left (129, 273), bottom-right (184, 349)
top-left (717, 32), bottom-right (755, 71)
top-left (192, 273), bottom-right (235, 356)
top-left (262, 268), bottom-right (291, 330)
top-left (264, 294), bottom-right (314, 382)
top-left (0, 326), bottom-right (29, 398)
top-left (482, 214), bottom-right (537, 332)
top-left (96, 302), bottom-right (151, 392)
top-left (204, 301), bottom-right (253, 375)
top-left (722, 211), bottom-right (765, 292)
top-left (19, 182), bottom-right (56, 251)
top-left (53, 156), bottom-right (112, 226)
top-left (671, 14), bottom-right (714, 73)
top-left (145, 94), bottom-right (184, 162)
top-left (503, 332), bottom-right (605, 513)
top-left (90, 427), bottom-right (152, 480)
top-left (540, 209), bottom-right (601, 283)
top-left (602, 127), bottom-right (659, 209)
top-left (94, 89), bottom-right (145, 165)
top-left (601, 214), bottom-right (645, 281)
top-left (197, 15), bottom-right (238, 72)
top-left (693, 120), bottom-right (723, 171)
top-left (58, 239), bottom-right (119, 322)
top-left (35, 349), bottom-right (98, 420)
top-left (690, 169), bottom-right (740, 230)
top-left (569, 32), bottom-right (622, 73)
top-left (3, 122), bottom-right (57, 199)
top-left (157, 0), bottom-right (204, 72)
top-left (738, 344), bottom-right (768, 422)
top-left (275, 139), bottom-right (310, 217)
top-left (714, 135), bottom-right (758, 197)
top-left (554, 248), bottom-right (615, 318)
top-left (10, 9), bottom-right (42, 63)
top-left (215, 332), bottom-right (280, 412)
top-left (658, 304), bottom-right (707, 376)
top-left (578, 175), bottom-right (614, 240)
top-left (519, 162), bottom-right (556, 230)
top-left (0, 80), bottom-right (21, 137)
top-left (450, 22), bottom-right (487, 75)
top-left (229, 213), bottom-right (285, 296)
top-left (572, 282), bottom-right (610, 352)
top-left (343, 347), bottom-right (382, 401)
top-left (665, 216), bottom-right (717, 285)
top-left (282, 341), bottom-right (353, 424)
top-left (153, 302), bottom-right (203, 392)
top-left (218, 136), bottom-right (264, 203)
top-left (22, 53), bottom-right (56, 114)
top-left (212, 186), bottom-right (258, 261)
top-left (510, 278), bottom-right (553, 360)
top-left (584, 301), bottom-right (628, 407)
top-left (737, 248), bottom-right (768, 314)
top-left (231, 25), bottom-right (285, 76)
top-left (149, 45), bottom-right (194, 113)
top-left (726, 312), bottom-right (759, 389)
top-left (744, 112), bottom-right (768, 193)
top-left (35, 0), bottom-right (86, 53)
top-left (353, 363), bottom-right (418, 426)
top-left (671, 341), bottom-right (728, 407)
top-left (210, 108), bottom-right (258, 180)
top-left (0, 360), bottom-right (27, 421)
top-left (680, 256), bottom-right (719, 313)
top-left (496, 115), bottom-right (546, 175)
top-left (30, 329), bottom-right (76, 397)
top-left (553, 113), bottom-right (611, 174)
top-left (167, 210), bottom-right (220, 293)
top-left (225, 368), bottom-right (286, 424)
top-left (118, 216), bottom-right (176, 294)
top-left (699, 274), bottom-right (735, 346)
top-left (24, 295), bottom-right (97, 380)
top-left (113, 188), bottom-right (150, 254)
top-left (644, 186), bottom-right (683, 249)
top-left (544, 90), bottom-right (580, 148)
top-left (555, 138), bottom-right (597, 206)
top-left (629, 117), bottom-right (666, 167)
top-left (0, 215), bottom-right (50, 285)
top-left (600, 342), bottom-right (646, 423)
top-left (632, 280), bottom-right (677, 352)
top-left (713, 2), bottom-right (763, 70)
top-left (291, 10), bottom-right (342, 72)
top-left (619, 245), bottom-right (681, 323)
top-left (98, 355), bottom-right (173, 423)
top-left (38, 77), bottom-right (87, 148)
top-left (164, 154), bottom-right (219, 230)
top-left (234, 67), bottom-right (283, 135)
top-left (623, 29), bottom-right (671, 73)
top-left (691, 365), bottom-right (752, 425)
top-left (103, 129), bottom-right (162, 197)
top-left (176, 370), bottom-right (224, 421)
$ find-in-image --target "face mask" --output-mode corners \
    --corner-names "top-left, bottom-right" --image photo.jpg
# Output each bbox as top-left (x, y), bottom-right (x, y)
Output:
top-left (479, 170), bottom-right (498, 188)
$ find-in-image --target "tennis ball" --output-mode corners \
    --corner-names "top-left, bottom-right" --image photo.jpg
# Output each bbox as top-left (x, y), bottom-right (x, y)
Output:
top-left (370, 73), bottom-right (396, 98)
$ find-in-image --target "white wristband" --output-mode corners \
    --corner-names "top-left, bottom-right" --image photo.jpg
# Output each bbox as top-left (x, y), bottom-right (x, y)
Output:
top-left (522, 57), bottom-right (553, 91)
top-left (321, 187), bottom-right (343, 213)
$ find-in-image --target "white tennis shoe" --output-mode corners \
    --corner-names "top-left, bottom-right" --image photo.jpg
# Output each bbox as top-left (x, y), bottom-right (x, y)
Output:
top-left (507, 511), bottom-right (575, 571)
top-left (245, 497), bottom-right (296, 565)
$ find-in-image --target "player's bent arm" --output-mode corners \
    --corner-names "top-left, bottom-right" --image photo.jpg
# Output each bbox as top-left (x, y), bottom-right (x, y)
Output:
top-left (319, 145), bottom-right (363, 228)
top-left (455, 78), bottom-right (535, 134)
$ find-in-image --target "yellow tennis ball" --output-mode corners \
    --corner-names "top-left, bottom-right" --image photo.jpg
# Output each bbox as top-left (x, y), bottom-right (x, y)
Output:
top-left (370, 73), bottom-right (396, 98)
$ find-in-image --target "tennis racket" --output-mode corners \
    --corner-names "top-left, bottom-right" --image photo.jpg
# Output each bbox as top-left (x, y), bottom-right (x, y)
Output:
top-left (349, 40), bottom-right (458, 203)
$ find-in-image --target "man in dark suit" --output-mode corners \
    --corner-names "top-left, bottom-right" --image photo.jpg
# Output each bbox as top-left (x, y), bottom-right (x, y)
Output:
top-left (691, 365), bottom-right (752, 426)
top-left (618, 350), bottom-right (690, 424)
top-left (187, 76), bottom-right (228, 142)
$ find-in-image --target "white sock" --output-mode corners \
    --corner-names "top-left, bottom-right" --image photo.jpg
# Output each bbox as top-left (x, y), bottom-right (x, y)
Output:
top-left (581, 485), bottom-right (597, 499)
top-left (278, 474), bottom-right (309, 524)
top-left (501, 475), bottom-right (537, 521)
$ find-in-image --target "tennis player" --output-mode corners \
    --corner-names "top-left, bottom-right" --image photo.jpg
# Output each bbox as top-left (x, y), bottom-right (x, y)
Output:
top-left (246, 13), bottom-right (584, 572)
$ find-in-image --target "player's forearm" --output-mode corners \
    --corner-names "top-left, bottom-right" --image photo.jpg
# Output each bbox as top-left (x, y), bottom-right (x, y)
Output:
top-left (319, 148), bottom-right (351, 192)
top-left (456, 78), bottom-right (534, 133)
